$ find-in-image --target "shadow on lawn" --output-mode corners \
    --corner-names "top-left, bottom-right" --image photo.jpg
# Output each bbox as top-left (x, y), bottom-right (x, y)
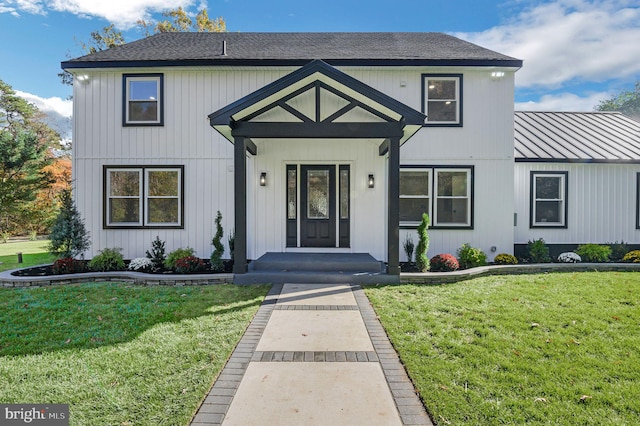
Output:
top-left (0, 282), bottom-right (270, 357)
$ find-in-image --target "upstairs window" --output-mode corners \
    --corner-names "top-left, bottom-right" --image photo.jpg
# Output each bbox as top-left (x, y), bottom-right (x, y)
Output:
top-left (123, 74), bottom-right (163, 126)
top-left (422, 74), bottom-right (462, 126)
top-left (530, 172), bottom-right (567, 228)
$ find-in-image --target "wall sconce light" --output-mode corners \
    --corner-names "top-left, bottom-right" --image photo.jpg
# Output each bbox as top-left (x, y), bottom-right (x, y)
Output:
top-left (76, 74), bottom-right (90, 83)
top-left (490, 71), bottom-right (505, 79)
top-left (259, 172), bottom-right (267, 186)
top-left (368, 174), bottom-right (375, 188)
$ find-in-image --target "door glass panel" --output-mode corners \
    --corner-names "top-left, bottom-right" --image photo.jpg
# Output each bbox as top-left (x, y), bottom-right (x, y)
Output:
top-left (287, 168), bottom-right (297, 219)
top-left (340, 168), bottom-right (349, 219)
top-left (307, 170), bottom-right (329, 219)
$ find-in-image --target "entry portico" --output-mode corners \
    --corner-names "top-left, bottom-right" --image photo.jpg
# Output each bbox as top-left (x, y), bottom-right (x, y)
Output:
top-left (208, 60), bottom-right (426, 274)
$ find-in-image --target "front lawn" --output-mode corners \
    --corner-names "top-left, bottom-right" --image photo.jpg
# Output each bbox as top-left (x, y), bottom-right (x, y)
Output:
top-left (365, 272), bottom-right (640, 425)
top-left (0, 282), bottom-right (269, 425)
top-left (0, 239), bottom-right (55, 272)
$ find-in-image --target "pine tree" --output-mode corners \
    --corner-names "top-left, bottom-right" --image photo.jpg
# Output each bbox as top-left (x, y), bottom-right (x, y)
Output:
top-left (48, 188), bottom-right (90, 259)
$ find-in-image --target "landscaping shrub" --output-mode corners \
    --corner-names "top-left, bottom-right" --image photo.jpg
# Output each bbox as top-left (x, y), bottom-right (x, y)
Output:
top-left (415, 213), bottom-right (430, 272)
top-left (429, 254), bottom-right (459, 272)
top-left (558, 252), bottom-right (581, 263)
top-left (575, 244), bottom-right (612, 263)
top-left (457, 243), bottom-right (487, 269)
top-left (51, 257), bottom-right (86, 274)
top-left (146, 236), bottom-right (166, 271)
top-left (165, 247), bottom-right (196, 271)
top-left (174, 256), bottom-right (206, 273)
top-left (527, 238), bottom-right (551, 263)
top-left (228, 229), bottom-right (235, 260)
top-left (622, 250), bottom-right (640, 263)
top-left (48, 188), bottom-right (91, 259)
top-left (403, 234), bottom-right (415, 263)
top-left (494, 253), bottom-right (518, 265)
top-left (607, 241), bottom-right (630, 262)
top-left (88, 248), bottom-right (125, 272)
top-left (210, 211), bottom-right (224, 272)
top-left (129, 257), bottom-right (153, 272)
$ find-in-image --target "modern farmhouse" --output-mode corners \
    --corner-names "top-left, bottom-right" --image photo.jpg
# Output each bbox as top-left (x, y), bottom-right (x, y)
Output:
top-left (61, 32), bottom-right (640, 275)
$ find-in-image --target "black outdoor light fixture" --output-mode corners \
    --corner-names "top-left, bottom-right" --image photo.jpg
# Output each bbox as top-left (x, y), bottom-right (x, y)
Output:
top-left (260, 172), bottom-right (267, 186)
top-left (368, 174), bottom-right (375, 188)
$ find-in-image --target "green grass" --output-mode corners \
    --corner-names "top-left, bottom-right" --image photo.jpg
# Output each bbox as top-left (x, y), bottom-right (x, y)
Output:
top-left (365, 272), bottom-right (640, 425)
top-left (0, 239), bottom-right (55, 272)
top-left (0, 282), bottom-right (270, 425)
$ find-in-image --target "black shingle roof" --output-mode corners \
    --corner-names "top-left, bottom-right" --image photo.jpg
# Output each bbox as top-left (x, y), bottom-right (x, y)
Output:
top-left (62, 32), bottom-right (522, 68)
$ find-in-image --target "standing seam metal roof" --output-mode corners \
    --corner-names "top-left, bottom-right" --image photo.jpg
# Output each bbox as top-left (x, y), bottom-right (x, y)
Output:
top-left (514, 112), bottom-right (640, 163)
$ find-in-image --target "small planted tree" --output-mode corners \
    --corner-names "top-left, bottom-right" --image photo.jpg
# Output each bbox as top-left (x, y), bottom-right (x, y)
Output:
top-left (415, 213), bottom-right (430, 272)
top-left (403, 234), bottom-right (415, 263)
top-left (210, 211), bottom-right (224, 271)
top-left (48, 188), bottom-right (90, 259)
top-left (145, 236), bottom-right (166, 271)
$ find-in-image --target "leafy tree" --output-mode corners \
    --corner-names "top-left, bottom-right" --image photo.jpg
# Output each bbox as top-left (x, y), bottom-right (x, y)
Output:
top-left (137, 7), bottom-right (226, 35)
top-left (595, 81), bottom-right (640, 120)
top-left (48, 188), bottom-right (91, 259)
top-left (0, 130), bottom-right (53, 236)
top-left (1, 79), bottom-right (60, 236)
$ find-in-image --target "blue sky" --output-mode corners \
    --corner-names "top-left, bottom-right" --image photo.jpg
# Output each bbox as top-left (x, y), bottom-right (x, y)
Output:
top-left (1, 0), bottom-right (639, 141)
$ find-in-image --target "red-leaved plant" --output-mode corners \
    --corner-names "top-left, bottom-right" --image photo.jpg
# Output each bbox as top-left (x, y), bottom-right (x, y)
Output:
top-left (429, 254), bottom-right (459, 272)
top-left (51, 257), bottom-right (86, 275)
top-left (174, 256), bottom-right (205, 274)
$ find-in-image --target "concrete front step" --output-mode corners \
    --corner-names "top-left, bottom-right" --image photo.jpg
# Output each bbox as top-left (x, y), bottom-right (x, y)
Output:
top-left (249, 252), bottom-right (385, 273)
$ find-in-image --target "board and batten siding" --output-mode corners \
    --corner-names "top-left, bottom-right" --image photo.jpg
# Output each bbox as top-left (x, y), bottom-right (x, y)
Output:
top-left (515, 162), bottom-right (640, 245)
top-left (72, 65), bottom-right (517, 261)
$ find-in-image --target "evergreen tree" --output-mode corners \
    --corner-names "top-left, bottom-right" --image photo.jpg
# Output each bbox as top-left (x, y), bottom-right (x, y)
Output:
top-left (48, 188), bottom-right (91, 259)
top-left (210, 211), bottom-right (224, 271)
top-left (415, 213), bottom-right (430, 272)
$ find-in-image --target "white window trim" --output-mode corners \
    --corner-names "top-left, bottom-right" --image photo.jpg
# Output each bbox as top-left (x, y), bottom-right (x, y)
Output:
top-left (532, 172), bottom-right (566, 227)
top-left (423, 75), bottom-right (461, 125)
top-left (433, 168), bottom-right (471, 227)
top-left (124, 75), bottom-right (162, 125)
top-left (107, 168), bottom-right (143, 226)
top-left (105, 166), bottom-right (183, 228)
top-left (399, 168), bottom-right (431, 227)
top-left (144, 168), bottom-right (182, 226)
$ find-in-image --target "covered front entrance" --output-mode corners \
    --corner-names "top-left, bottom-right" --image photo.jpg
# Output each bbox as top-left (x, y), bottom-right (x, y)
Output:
top-left (208, 60), bottom-right (426, 275)
top-left (287, 164), bottom-right (350, 248)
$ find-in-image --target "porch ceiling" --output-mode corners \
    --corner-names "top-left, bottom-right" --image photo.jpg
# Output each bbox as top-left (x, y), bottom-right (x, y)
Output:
top-left (208, 59), bottom-right (426, 147)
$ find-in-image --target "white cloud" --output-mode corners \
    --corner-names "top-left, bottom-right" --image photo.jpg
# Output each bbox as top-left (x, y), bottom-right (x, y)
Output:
top-left (16, 90), bottom-right (73, 141)
top-left (515, 91), bottom-right (610, 112)
top-left (0, 0), bottom-right (196, 28)
top-left (455, 0), bottom-right (640, 88)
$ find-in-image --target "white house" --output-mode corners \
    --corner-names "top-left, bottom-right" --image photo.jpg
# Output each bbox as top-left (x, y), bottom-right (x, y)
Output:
top-left (514, 111), bottom-right (640, 258)
top-left (60, 32), bottom-right (522, 274)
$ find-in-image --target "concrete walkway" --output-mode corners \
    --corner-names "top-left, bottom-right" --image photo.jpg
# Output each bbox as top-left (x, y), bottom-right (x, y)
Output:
top-left (190, 283), bottom-right (432, 425)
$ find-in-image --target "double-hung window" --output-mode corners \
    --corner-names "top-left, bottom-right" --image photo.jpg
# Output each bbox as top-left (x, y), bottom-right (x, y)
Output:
top-left (530, 172), bottom-right (567, 228)
top-left (399, 169), bottom-right (430, 224)
top-left (105, 166), bottom-right (183, 228)
top-left (400, 167), bottom-right (473, 228)
top-left (123, 74), bottom-right (163, 125)
top-left (422, 74), bottom-right (462, 125)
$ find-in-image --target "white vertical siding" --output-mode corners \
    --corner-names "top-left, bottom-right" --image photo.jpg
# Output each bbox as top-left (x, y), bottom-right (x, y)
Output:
top-left (73, 65), bottom-right (516, 261)
top-left (515, 163), bottom-right (640, 244)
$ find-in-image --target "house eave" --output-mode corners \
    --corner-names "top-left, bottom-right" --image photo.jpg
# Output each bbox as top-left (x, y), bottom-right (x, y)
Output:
top-left (61, 58), bottom-right (523, 71)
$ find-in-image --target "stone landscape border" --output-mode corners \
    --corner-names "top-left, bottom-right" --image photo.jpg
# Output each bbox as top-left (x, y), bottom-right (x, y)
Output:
top-left (1, 263), bottom-right (639, 288)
